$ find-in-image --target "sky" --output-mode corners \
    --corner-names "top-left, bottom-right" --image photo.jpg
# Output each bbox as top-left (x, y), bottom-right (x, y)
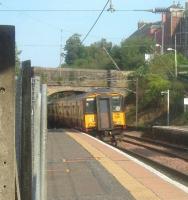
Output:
top-left (0, 0), bottom-right (186, 67)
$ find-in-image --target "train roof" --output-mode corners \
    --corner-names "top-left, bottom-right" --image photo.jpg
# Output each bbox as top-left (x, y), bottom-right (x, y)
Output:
top-left (48, 88), bottom-right (124, 105)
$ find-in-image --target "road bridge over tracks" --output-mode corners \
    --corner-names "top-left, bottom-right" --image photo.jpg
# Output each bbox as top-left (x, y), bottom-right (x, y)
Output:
top-left (32, 67), bottom-right (133, 96)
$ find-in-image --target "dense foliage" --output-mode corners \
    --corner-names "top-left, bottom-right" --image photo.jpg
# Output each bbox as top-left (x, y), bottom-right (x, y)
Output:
top-left (131, 52), bottom-right (188, 125)
top-left (63, 34), bottom-right (188, 125)
top-left (63, 34), bottom-right (154, 70)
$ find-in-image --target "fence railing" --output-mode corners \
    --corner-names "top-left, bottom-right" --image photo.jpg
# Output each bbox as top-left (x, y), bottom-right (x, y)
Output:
top-left (16, 62), bottom-right (47, 200)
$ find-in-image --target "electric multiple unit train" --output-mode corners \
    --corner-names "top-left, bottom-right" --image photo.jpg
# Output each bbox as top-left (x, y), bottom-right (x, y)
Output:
top-left (48, 89), bottom-right (126, 141)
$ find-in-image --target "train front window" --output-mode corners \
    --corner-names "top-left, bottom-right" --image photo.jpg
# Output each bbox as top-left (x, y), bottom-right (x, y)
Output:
top-left (112, 96), bottom-right (121, 112)
top-left (85, 98), bottom-right (96, 113)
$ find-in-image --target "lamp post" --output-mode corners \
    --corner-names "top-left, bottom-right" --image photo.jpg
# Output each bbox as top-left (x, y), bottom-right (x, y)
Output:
top-left (135, 78), bottom-right (138, 127)
top-left (161, 22), bottom-right (164, 55)
top-left (167, 35), bottom-right (177, 78)
top-left (161, 90), bottom-right (170, 126)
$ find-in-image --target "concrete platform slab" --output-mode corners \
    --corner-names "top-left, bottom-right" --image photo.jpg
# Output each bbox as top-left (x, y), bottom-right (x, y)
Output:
top-left (67, 129), bottom-right (188, 200)
top-left (47, 130), bottom-right (135, 200)
top-left (153, 126), bottom-right (188, 134)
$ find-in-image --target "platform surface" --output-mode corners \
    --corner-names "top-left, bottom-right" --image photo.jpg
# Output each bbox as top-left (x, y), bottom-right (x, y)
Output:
top-left (47, 130), bottom-right (135, 200)
top-left (153, 126), bottom-right (188, 133)
top-left (47, 129), bottom-right (188, 200)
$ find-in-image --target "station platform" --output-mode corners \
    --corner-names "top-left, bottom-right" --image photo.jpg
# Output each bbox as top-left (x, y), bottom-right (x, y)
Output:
top-left (47, 129), bottom-right (188, 200)
top-left (153, 126), bottom-right (188, 134)
top-left (152, 126), bottom-right (188, 146)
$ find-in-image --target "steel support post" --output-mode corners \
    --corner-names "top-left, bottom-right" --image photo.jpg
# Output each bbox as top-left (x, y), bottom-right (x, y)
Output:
top-left (167, 90), bottom-right (170, 126)
top-left (15, 76), bottom-right (22, 200)
top-left (135, 78), bottom-right (138, 128)
top-left (40, 84), bottom-right (47, 200)
top-left (0, 26), bottom-right (15, 200)
top-left (161, 22), bottom-right (164, 55)
top-left (20, 60), bottom-right (32, 200)
top-left (31, 77), bottom-right (41, 200)
top-left (15, 76), bottom-right (22, 179)
top-left (175, 35), bottom-right (178, 78)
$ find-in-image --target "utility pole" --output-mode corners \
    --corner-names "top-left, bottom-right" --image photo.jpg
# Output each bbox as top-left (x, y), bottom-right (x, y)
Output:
top-left (161, 21), bottom-right (164, 55)
top-left (167, 38), bottom-right (178, 78)
top-left (59, 29), bottom-right (63, 77)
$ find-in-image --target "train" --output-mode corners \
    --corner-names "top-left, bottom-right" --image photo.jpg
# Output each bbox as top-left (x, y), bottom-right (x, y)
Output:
top-left (48, 89), bottom-right (126, 144)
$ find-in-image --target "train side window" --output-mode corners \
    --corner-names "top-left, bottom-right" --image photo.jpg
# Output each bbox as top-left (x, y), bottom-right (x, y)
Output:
top-left (85, 98), bottom-right (96, 113)
top-left (112, 96), bottom-right (121, 112)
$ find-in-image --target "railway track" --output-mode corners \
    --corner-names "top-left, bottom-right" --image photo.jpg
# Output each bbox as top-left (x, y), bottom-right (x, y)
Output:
top-left (121, 132), bottom-right (188, 161)
top-left (104, 131), bottom-right (188, 186)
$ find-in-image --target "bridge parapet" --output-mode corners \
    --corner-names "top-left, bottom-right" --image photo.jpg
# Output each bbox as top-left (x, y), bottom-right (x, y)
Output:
top-left (32, 67), bottom-right (133, 95)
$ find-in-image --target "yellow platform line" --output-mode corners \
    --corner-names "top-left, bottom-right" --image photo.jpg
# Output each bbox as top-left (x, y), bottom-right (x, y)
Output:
top-left (68, 132), bottom-right (160, 200)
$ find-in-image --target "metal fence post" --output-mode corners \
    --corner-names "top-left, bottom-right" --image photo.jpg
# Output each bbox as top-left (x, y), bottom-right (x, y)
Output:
top-left (16, 76), bottom-right (22, 179)
top-left (31, 77), bottom-right (41, 200)
top-left (20, 60), bottom-right (32, 200)
top-left (15, 76), bottom-right (22, 200)
top-left (0, 25), bottom-right (15, 200)
top-left (40, 84), bottom-right (47, 200)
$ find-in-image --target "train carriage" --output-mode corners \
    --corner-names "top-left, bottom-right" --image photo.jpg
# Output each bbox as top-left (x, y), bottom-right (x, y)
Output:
top-left (48, 89), bottom-right (126, 142)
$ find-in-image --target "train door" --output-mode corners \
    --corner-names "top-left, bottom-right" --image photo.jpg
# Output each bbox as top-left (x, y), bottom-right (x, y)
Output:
top-left (97, 96), bottom-right (112, 131)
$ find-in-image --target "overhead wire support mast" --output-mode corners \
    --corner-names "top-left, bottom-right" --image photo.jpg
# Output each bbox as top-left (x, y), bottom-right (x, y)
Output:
top-left (59, 29), bottom-right (63, 67)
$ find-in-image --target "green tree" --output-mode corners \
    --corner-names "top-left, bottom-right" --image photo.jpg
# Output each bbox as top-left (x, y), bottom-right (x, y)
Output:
top-left (91, 38), bottom-right (112, 50)
top-left (144, 74), bottom-right (171, 106)
top-left (119, 37), bottom-right (154, 70)
top-left (134, 53), bottom-right (186, 119)
top-left (64, 34), bottom-right (85, 65)
top-left (64, 36), bottom-right (115, 69)
top-left (63, 35), bottom-right (154, 71)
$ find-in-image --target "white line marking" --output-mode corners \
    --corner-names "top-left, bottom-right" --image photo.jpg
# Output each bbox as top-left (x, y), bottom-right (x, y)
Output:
top-left (73, 130), bottom-right (188, 194)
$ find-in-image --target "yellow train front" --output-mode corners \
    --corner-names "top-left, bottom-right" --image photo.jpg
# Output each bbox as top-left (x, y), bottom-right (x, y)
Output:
top-left (83, 92), bottom-right (126, 134)
top-left (48, 90), bottom-right (126, 141)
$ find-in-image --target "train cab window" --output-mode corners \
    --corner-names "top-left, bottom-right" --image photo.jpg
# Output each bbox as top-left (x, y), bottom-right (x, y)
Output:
top-left (85, 98), bottom-right (96, 113)
top-left (112, 96), bottom-right (121, 112)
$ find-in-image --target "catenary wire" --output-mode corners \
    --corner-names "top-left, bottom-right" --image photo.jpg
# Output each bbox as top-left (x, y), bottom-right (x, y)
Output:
top-left (0, 4), bottom-right (126, 41)
top-left (0, 9), bottom-right (141, 12)
top-left (81, 0), bottom-right (110, 44)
